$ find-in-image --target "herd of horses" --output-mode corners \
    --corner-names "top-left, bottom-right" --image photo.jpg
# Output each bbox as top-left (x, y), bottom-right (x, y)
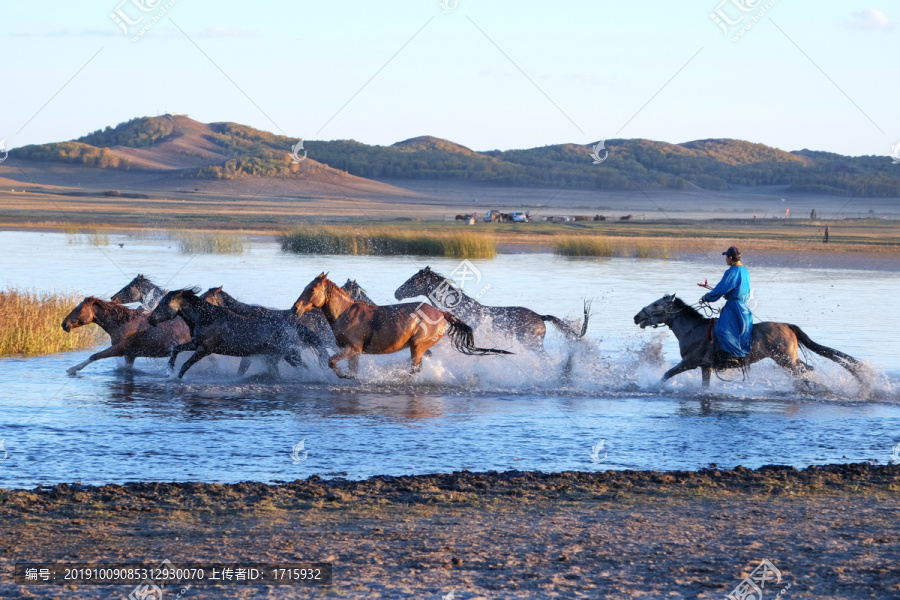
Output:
top-left (60, 269), bottom-right (864, 389)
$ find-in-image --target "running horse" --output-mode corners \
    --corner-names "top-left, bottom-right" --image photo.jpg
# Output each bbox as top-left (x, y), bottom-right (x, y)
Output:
top-left (394, 267), bottom-right (590, 352)
top-left (633, 294), bottom-right (863, 388)
top-left (149, 288), bottom-right (320, 379)
top-left (341, 279), bottom-right (375, 304)
top-left (292, 273), bottom-right (512, 379)
top-left (61, 297), bottom-right (190, 374)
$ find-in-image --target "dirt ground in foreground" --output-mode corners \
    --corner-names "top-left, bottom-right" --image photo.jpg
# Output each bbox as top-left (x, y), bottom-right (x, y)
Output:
top-left (1, 465), bottom-right (898, 599)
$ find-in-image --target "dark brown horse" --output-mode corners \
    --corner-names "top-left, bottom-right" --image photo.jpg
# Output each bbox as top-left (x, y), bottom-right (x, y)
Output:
top-left (634, 294), bottom-right (863, 388)
top-left (200, 286), bottom-right (332, 368)
top-left (149, 289), bottom-right (316, 379)
top-left (394, 267), bottom-right (589, 353)
top-left (292, 273), bottom-right (511, 379)
top-left (61, 297), bottom-right (190, 374)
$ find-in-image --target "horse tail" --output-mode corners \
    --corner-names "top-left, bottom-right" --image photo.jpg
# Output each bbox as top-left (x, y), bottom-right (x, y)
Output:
top-left (442, 312), bottom-right (513, 356)
top-left (539, 299), bottom-right (592, 338)
top-left (788, 324), bottom-right (862, 381)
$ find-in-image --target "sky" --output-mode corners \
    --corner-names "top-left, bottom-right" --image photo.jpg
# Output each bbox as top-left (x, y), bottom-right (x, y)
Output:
top-left (1, 1), bottom-right (897, 156)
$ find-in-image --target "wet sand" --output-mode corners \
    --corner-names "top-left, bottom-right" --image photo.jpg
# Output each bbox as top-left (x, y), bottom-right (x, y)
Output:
top-left (2, 465), bottom-right (898, 599)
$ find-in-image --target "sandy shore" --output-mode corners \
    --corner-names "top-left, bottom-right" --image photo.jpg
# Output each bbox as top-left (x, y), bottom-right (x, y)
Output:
top-left (2, 465), bottom-right (898, 599)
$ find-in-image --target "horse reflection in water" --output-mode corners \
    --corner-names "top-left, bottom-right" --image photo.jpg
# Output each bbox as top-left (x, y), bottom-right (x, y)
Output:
top-left (292, 273), bottom-right (512, 380)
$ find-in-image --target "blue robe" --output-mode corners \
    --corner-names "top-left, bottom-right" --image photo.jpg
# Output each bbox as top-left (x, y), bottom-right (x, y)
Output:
top-left (704, 264), bottom-right (753, 357)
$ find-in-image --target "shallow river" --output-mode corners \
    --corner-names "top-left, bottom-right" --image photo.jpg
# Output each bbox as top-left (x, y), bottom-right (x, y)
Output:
top-left (1, 231), bottom-right (898, 488)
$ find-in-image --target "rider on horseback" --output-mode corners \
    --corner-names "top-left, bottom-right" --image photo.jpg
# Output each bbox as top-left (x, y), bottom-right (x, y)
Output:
top-left (701, 246), bottom-right (753, 369)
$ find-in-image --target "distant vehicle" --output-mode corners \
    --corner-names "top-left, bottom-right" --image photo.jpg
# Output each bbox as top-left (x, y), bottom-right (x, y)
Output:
top-left (510, 211), bottom-right (529, 222)
top-left (484, 210), bottom-right (501, 222)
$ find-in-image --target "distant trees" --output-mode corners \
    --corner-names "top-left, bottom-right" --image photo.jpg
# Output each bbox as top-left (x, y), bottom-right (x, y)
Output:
top-left (78, 117), bottom-right (175, 148)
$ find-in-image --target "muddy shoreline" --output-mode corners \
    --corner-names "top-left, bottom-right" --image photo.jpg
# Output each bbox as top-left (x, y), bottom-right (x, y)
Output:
top-left (2, 465), bottom-right (898, 598)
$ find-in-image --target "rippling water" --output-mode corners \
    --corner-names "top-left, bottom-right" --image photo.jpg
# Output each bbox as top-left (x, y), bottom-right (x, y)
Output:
top-left (1, 231), bottom-right (898, 488)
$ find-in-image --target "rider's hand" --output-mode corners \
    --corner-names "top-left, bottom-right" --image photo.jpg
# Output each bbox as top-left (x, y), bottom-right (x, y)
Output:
top-left (700, 294), bottom-right (709, 303)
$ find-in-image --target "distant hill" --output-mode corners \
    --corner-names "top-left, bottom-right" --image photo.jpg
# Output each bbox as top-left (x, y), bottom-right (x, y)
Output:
top-left (9, 116), bottom-right (899, 197)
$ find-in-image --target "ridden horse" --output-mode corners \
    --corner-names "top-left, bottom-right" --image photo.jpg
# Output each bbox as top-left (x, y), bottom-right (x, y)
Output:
top-left (61, 297), bottom-right (190, 374)
top-left (199, 286), bottom-right (332, 369)
top-left (292, 273), bottom-right (511, 379)
top-left (341, 279), bottom-right (375, 304)
top-left (111, 275), bottom-right (168, 310)
top-left (149, 289), bottom-right (317, 379)
top-left (633, 294), bottom-right (863, 388)
top-left (394, 267), bottom-right (590, 353)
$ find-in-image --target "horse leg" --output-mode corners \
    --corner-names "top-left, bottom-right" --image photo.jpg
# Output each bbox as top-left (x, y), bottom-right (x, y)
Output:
top-left (771, 351), bottom-right (813, 389)
top-left (177, 347), bottom-right (211, 379)
top-left (329, 347), bottom-right (360, 380)
top-left (265, 356), bottom-right (281, 377)
top-left (701, 367), bottom-right (711, 388)
top-left (409, 345), bottom-right (429, 375)
top-left (348, 355), bottom-right (360, 378)
top-left (67, 345), bottom-right (126, 375)
top-left (124, 356), bottom-right (136, 369)
top-left (168, 340), bottom-right (197, 373)
top-left (237, 357), bottom-right (253, 376)
top-left (662, 360), bottom-right (700, 384)
top-left (284, 350), bottom-right (305, 370)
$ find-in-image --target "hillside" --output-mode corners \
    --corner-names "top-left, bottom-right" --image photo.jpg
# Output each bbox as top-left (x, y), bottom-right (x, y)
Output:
top-left (7, 116), bottom-right (899, 197)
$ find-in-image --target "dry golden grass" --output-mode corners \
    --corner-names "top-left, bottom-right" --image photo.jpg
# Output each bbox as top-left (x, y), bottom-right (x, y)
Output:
top-left (170, 230), bottom-right (245, 254)
top-left (554, 236), bottom-right (673, 258)
top-left (0, 289), bottom-right (108, 356)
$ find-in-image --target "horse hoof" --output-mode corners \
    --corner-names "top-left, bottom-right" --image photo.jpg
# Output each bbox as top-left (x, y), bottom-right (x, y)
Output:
top-left (66, 368), bottom-right (77, 376)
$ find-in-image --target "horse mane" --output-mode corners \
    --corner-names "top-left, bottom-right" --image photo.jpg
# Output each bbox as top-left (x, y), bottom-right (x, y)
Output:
top-left (176, 286), bottom-right (203, 297)
top-left (323, 277), bottom-right (354, 302)
top-left (671, 296), bottom-right (706, 321)
top-left (86, 296), bottom-right (142, 321)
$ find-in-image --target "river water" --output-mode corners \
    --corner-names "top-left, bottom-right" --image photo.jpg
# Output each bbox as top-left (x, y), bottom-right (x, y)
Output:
top-left (1, 231), bottom-right (898, 489)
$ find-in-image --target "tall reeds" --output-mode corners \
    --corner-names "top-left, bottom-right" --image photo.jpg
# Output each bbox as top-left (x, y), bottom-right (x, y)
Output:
top-left (0, 290), bottom-right (108, 356)
top-left (555, 236), bottom-right (672, 258)
top-left (279, 226), bottom-right (497, 259)
top-left (170, 231), bottom-right (245, 254)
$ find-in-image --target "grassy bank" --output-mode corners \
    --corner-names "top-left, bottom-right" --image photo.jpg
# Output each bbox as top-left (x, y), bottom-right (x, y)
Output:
top-left (279, 225), bottom-right (497, 258)
top-left (0, 290), bottom-right (107, 356)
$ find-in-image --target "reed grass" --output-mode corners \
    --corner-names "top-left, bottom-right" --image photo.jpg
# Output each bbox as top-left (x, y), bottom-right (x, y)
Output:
top-left (555, 235), bottom-right (673, 258)
top-left (0, 289), bottom-right (108, 356)
top-left (171, 231), bottom-right (245, 254)
top-left (63, 226), bottom-right (109, 246)
top-left (279, 226), bottom-right (497, 259)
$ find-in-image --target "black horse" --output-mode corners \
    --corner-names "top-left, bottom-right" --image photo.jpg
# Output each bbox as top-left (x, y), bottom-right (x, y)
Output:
top-left (149, 288), bottom-right (323, 379)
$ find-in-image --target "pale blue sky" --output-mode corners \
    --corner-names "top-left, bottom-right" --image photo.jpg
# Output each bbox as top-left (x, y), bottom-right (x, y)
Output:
top-left (2, 1), bottom-right (897, 156)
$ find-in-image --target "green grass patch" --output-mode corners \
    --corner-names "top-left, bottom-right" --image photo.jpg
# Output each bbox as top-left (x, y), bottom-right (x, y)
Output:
top-left (279, 225), bottom-right (497, 259)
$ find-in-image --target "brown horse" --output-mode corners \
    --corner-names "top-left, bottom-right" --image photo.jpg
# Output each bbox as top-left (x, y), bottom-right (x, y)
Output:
top-left (634, 294), bottom-right (863, 388)
top-left (292, 273), bottom-right (511, 379)
top-left (61, 297), bottom-right (190, 375)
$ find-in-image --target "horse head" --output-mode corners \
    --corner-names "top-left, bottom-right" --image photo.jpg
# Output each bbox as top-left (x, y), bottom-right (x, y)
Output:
top-left (633, 294), bottom-right (678, 329)
top-left (199, 286), bottom-right (226, 306)
top-left (394, 266), bottom-right (437, 301)
top-left (293, 272), bottom-right (330, 317)
top-left (149, 288), bottom-right (197, 326)
top-left (111, 274), bottom-right (148, 304)
top-left (61, 297), bottom-right (98, 332)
